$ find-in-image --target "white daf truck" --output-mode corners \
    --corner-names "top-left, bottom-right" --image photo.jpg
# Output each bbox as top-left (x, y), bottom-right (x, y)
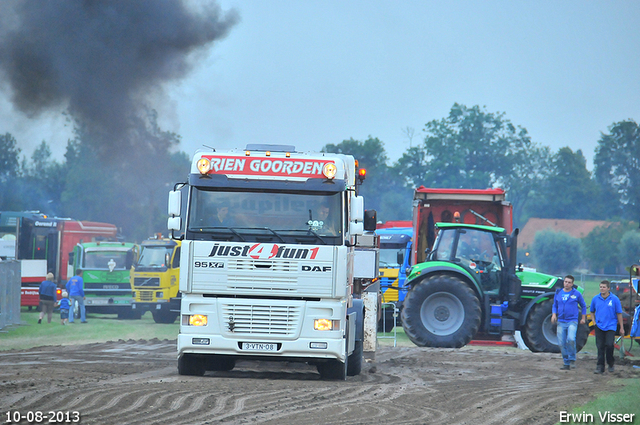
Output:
top-left (167, 144), bottom-right (378, 380)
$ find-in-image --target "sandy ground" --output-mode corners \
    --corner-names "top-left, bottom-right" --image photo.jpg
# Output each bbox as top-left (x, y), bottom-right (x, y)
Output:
top-left (1, 339), bottom-right (639, 425)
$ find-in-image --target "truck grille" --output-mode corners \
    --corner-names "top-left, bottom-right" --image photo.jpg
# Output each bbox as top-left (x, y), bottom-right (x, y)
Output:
top-left (221, 303), bottom-right (301, 336)
top-left (134, 277), bottom-right (160, 287)
top-left (139, 290), bottom-right (154, 302)
top-left (227, 259), bottom-right (298, 272)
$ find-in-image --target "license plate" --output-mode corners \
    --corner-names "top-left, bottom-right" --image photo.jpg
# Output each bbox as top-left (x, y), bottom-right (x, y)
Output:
top-left (241, 343), bottom-right (277, 352)
top-left (87, 299), bottom-right (109, 305)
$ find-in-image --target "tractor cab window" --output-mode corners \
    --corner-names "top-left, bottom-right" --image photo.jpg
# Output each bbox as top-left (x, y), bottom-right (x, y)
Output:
top-left (455, 229), bottom-right (501, 271)
top-left (434, 229), bottom-right (455, 261)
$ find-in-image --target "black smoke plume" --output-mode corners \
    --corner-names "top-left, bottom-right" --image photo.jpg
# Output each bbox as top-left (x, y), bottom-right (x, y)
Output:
top-left (0, 0), bottom-right (238, 156)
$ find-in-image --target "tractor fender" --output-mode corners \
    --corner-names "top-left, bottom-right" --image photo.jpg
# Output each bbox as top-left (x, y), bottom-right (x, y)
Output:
top-left (348, 299), bottom-right (365, 342)
top-left (520, 292), bottom-right (555, 326)
top-left (406, 265), bottom-right (483, 299)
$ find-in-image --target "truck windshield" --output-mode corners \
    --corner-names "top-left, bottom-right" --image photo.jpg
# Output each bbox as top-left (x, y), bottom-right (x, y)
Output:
top-left (137, 246), bottom-right (173, 268)
top-left (187, 189), bottom-right (343, 243)
top-left (83, 251), bottom-right (128, 269)
top-left (379, 246), bottom-right (404, 267)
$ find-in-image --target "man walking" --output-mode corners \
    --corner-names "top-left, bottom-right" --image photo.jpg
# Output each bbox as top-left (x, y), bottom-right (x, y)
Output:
top-left (551, 275), bottom-right (586, 370)
top-left (66, 269), bottom-right (87, 323)
top-left (590, 280), bottom-right (624, 374)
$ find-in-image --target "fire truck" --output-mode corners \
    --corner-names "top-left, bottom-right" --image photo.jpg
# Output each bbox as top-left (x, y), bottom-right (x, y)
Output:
top-left (168, 144), bottom-right (378, 380)
top-left (0, 211), bottom-right (117, 307)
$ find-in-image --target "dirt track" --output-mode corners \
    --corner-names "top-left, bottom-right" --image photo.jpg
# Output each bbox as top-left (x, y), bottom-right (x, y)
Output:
top-left (1, 339), bottom-right (638, 425)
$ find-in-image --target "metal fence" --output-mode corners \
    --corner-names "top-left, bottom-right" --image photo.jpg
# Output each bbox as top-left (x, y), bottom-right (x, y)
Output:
top-left (0, 261), bottom-right (21, 331)
top-left (377, 302), bottom-right (398, 347)
top-left (577, 274), bottom-right (628, 285)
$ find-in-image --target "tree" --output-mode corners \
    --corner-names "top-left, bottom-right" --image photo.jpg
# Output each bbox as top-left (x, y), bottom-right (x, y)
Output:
top-left (582, 221), bottom-right (637, 274)
top-left (395, 103), bottom-right (550, 227)
top-left (618, 230), bottom-right (640, 269)
top-left (526, 147), bottom-right (603, 220)
top-left (531, 230), bottom-right (582, 275)
top-left (322, 137), bottom-right (413, 221)
top-left (594, 120), bottom-right (640, 220)
top-left (0, 133), bottom-right (22, 210)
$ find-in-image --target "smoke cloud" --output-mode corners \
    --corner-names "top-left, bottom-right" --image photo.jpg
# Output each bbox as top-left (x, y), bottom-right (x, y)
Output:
top-left (0, 0), bottom-right (238, 155)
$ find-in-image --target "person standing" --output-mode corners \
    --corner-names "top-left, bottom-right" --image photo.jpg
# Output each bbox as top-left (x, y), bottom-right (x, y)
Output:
top-left (66, 269), bottom-right (87, 323)
top-left (590, 280), bottom-right (624, 374)
top-left (37, 272), bottom-right (58, 324)
top-left (57, 291), bottom-right (71, 325)
top-left (551, 275), bottom-right (586, 370)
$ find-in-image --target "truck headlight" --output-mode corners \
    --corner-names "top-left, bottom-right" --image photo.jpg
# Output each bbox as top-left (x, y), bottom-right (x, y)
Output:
top-left (314, 319), bottom-right (340, 331)
top-left (156, 291), bottom-right (163, 298)
top-left (183, 314), bottom-right (208, 326)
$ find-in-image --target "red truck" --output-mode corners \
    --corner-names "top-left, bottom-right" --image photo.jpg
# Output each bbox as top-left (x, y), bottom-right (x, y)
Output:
top-left (0, 211), bottom-right (118, 307)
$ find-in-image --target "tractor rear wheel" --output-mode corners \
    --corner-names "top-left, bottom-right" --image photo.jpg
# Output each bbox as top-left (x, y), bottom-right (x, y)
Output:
top-left (523, 300), bottom-right (559, 353)
top-left (401, 274), bottom-right (481, 348)
top-left (522, 299), bottom-right (591, 353)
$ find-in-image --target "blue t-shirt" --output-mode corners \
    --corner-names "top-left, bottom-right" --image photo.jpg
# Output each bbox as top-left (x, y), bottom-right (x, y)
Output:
top-left (552, 287), bottom-right (587, 323)
top-left (65, 275), bottom-right (85, 297)
top-left (58, 297), bottom-right (71, 310)
top-left (590, 293), bottom-right (623, 331)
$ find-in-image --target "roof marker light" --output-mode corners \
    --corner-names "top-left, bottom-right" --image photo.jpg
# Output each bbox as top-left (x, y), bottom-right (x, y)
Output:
top-left (266, 151), bottom-right (271, 156)
top-left (245, 151), bottom-right (251, 156)
top-left (197, 158), bottom-right (211, 175)
top-left (323, 163), bottom-right (337, 179)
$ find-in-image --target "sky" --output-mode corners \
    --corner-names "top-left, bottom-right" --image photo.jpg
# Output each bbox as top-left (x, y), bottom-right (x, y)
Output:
top-left (2, 1), bottom-right (640, 170)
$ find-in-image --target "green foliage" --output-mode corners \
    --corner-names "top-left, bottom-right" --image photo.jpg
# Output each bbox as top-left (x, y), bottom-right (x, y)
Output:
top-left (594, 120), bottom-right (640, 220)
top-left (527, 147), bottom-right (603, 220)
top-left (531, 230), bottom-right (582, 275)
top-left (323, 137), bottom-right (413, 222)
top-left (582, 221), bottom-right (637, 273)
top-left (395, 103), bottom-right (549, 227)
top-left (618, 230), bottom-right (640, 268)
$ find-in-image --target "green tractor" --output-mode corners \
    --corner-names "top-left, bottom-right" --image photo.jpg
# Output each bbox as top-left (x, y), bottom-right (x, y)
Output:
top-left (401, 223), bottom-right (590, 352)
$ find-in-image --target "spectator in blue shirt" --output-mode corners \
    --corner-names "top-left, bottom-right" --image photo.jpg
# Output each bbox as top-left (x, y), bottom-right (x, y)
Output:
top-left (57, 291), bottom-right (71, 325)
top-left (551, 275), bottom-right (586, 370)
top-left (37, 273), bottom-right (58, 324)
top-left (65, 269), bottom-right (87, 323)
top-left (590, 280), bottom-right (624, 374)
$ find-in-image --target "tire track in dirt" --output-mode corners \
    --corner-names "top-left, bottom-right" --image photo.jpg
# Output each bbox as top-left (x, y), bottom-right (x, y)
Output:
top-left (2, 340), bottom-right (636, 425)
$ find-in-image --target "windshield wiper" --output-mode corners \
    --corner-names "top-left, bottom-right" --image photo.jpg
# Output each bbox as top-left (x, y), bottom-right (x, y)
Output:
top-left (306, 229), bottom-right (327, 245)
top-left (192, 226), bottom-right (246, 242)
top-left (261, 227), bottom-right (286, 243)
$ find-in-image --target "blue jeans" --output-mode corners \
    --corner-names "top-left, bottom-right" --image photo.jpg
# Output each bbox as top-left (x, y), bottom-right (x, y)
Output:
top-left (69, 295), bottom-right (86, 323)
top-left (557, 321), bottom-right (578, 365)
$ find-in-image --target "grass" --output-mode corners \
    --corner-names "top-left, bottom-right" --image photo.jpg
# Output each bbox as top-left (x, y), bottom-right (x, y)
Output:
top-left (0, 307), bottom-right (178, 351)
top-left (554, 378), bottom-right (640, 425)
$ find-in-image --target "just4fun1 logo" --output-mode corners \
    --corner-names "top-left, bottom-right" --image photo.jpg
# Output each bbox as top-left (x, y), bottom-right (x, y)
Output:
top-left (208, 243), bottom-right (320, 260)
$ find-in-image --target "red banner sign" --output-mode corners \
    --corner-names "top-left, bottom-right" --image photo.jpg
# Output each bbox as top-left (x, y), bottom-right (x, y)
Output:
top-left (203, 155), bottom-right (334, 178)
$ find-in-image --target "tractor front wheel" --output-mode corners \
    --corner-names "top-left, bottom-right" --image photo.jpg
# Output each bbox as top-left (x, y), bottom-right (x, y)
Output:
top-left (401, 274), bottom-right (481, 348)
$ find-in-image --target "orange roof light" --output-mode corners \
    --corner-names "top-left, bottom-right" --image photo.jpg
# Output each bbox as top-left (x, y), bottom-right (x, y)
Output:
top-left (358, 168), bottom-right (366, 179)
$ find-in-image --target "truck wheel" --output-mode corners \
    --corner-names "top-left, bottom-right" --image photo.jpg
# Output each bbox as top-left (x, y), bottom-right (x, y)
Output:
top-left (522, 300), bottom-right (559, 353)
top-left (178, 354), bottom-right (205, 376)
top-left (317, 358), bottom-right (347, 380)
top-left (205, 356), bottom-right (236, 372)
top-left (347, 340), bottom-right (363, 376)
top-left (576, 323), bottom-right (589, 353)
top-left (401, 275), bottom-right (481, 348)
top-left (152, 310), bottom-right (178, 324)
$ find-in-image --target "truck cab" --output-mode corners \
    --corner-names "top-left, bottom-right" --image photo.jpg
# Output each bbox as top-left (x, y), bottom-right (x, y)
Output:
top-left (131, 238), bottom-right (181, 323)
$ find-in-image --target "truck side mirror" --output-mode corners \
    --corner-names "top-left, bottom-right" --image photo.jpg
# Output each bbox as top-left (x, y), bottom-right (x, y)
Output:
top-left (350, 195), bottom-right (364, 222)
top-left (68, 251), bottom-right (74, 266)
top-left (363, 210), bottom-right (376, 231)
top-left (168, 190), bottom-right (182, 217)
top-left (126, 250), bottom-right (134, 270)
top-left (397, 250), bottom-right (404, 265)
top-left (168, 217), bottom-right (182, 231)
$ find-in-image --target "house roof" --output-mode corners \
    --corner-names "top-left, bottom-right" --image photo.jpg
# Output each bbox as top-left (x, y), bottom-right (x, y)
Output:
top-left (519, 218), bottom-right (610, 250)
